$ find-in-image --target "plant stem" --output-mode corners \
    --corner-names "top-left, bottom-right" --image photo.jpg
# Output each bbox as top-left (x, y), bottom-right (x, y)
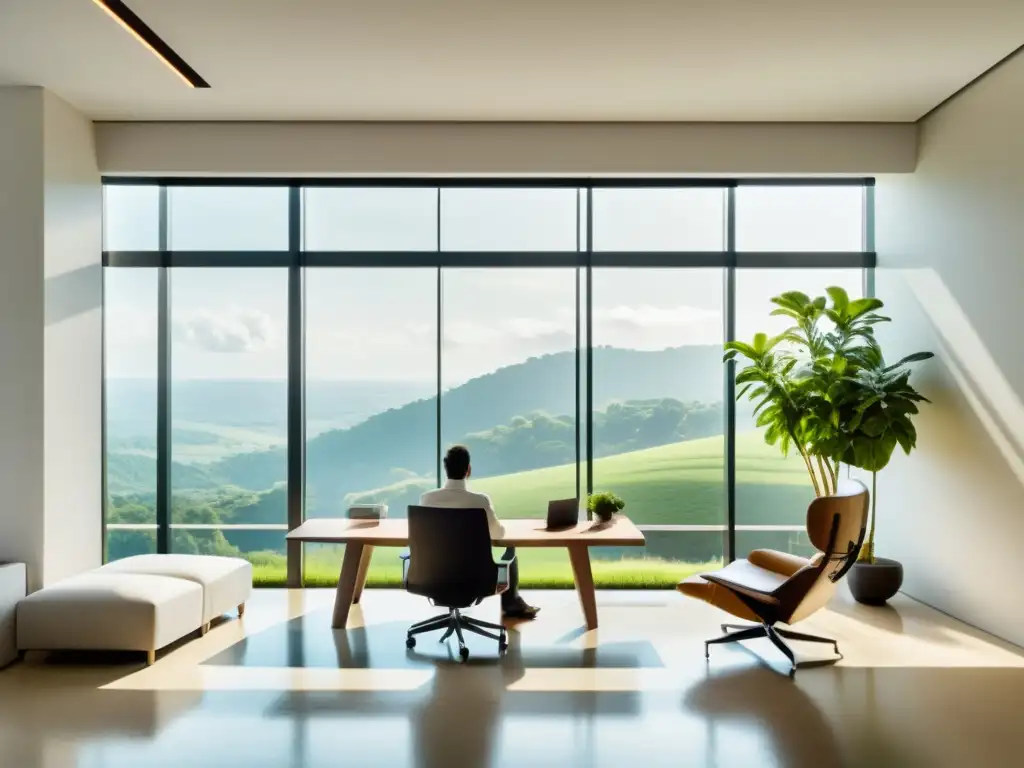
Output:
top-left (817, 455), bottom-right (833, 496)
top-left (861, 471), bottom-right (877, 564)
top-left (800, 448), bottom-right (822, 497)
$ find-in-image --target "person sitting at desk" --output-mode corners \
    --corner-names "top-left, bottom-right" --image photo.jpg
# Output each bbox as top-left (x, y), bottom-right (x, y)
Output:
top-left (420, 445), bottom-right (540, 620)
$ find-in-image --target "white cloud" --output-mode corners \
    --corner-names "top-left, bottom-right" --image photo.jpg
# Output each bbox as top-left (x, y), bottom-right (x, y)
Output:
top-left (174, 307), bottom-right (277, 354)
top-left (593, 304), bottom-right (722, 350)
top-left (597, 304), bottom-right (720, 330)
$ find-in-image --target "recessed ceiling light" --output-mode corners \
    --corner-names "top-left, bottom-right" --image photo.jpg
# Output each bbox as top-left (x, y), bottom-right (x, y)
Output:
top-left (91, 0), bottom-right (210, 88)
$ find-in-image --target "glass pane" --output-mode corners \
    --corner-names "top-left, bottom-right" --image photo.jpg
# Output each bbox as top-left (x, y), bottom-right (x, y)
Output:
top-left (172, 528), bottom-right (287, 585)
top-left (591, 531), bottom-right (724, 586)
top-left (736, 186), bottom-right (864, 251)
top-left (592, 188), bottom-right (726, 251)
top-left (441, 268), bottom-right (578, 525)
top-left (591, 268), bottom-right (725, 568)
top-left (303, 188), bottom-right (437, 251)
top-left (734, 268), bottom-right (863, 557)
top-left (168, 187), bottom-right (289, 251)
top-left (103, 185), bottom-right (160, 251)
top-left (169, 269), bottom-right (287, 581)
top-left (440, 188), bottom-right (577, 251)
top-left (104, 268), bottom-right (159, 562)
top-left (304, 268), bottom-right (438, 585)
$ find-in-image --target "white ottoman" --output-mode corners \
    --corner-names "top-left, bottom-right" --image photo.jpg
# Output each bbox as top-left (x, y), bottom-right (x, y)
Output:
top-left (0, 563), bottom-right (27, 668)
top-left (99, 555), bottom-right (252, 629)
top-left (17, 573), bottom-right (203, 665)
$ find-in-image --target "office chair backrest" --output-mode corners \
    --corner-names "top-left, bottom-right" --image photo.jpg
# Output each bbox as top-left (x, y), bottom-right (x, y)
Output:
top-left (780, 479), bottom-right (870, 624)
top-left (406, 505), bottom-right (498, 608)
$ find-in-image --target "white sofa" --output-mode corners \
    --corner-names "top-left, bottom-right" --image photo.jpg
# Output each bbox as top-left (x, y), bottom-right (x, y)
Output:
top-left (0, 563), bottom-right (27, 668)
top-left (17, 555), bottom-right (251, 665)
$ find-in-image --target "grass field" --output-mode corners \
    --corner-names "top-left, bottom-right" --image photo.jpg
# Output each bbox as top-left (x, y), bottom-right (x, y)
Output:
top-left (339, 430), bottom-right (812, 526)
top-left (246, 430), bottom-right (813, 588)
top-left (252, 547), bottom-right (718, 589)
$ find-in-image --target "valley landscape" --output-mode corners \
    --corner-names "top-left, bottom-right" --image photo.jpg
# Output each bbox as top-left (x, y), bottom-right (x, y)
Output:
top-left (105, 345), bottom-right (815, 587)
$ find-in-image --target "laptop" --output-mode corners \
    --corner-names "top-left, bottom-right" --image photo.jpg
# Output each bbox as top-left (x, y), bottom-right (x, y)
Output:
top-left (546, 498), bottom-right (579, 529)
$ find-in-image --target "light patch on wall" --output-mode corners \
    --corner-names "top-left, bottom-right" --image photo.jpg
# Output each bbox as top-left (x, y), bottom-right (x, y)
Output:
top-left (901, 267), bottom-right (1024, 486)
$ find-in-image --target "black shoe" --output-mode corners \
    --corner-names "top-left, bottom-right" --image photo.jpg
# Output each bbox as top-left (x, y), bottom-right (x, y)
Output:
top-left (502, 603), bottom-right (540, 620)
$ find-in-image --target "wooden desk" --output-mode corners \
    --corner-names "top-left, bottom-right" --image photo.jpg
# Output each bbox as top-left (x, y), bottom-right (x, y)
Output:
top-left (286, 516), bottom-right (646, 631)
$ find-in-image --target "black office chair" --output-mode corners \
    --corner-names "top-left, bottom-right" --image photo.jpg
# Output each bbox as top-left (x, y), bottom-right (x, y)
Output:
top-left (401, 505), bottom-right (513, 662)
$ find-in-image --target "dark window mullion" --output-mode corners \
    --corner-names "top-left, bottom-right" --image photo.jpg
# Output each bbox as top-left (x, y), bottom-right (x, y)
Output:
top-left (156, 185), bottom-right (170, 554)
top-left (436, 189), bottom-right (443, 486)
top-left (585, 187), bottom-right (594, 517)
top-left (724, 187), bottom-right (737, 564)
top-left (575, 189), bottom-right (581, 506)
top-left (286, 186), bottom-right (304, 588)
top-left (864, 185), bottom-right (876, 298)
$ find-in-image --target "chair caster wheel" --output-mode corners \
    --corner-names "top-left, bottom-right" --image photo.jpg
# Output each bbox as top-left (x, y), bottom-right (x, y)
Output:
top-left (459, 646), bottom-right (470, 662)
top-left (406, 636), bottom-right (416, 649)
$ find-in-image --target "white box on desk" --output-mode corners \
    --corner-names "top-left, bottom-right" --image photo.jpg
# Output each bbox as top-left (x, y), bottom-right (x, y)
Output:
top-left (347, 504), bottom-right (388, 520)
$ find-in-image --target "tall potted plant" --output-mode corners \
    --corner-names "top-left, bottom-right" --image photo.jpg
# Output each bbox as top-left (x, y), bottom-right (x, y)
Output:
top-left (724, 288), bottom-right (932, 605)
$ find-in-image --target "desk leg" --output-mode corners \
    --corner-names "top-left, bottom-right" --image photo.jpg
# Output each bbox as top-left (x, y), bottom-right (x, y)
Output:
top-left (352, 544), bottom-right (375, 604)
top-left (568, 544), bottom-right (598, 630)
top-left (332, 542), bottom-right (365, 629)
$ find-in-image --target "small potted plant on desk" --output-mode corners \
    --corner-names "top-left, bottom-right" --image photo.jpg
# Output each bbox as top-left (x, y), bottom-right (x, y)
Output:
top-left (588, 492), bottom-right (625, 524)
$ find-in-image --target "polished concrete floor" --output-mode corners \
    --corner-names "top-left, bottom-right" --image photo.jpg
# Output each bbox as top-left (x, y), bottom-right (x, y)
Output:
top-left (1, 587), bottom-right (1023, 768)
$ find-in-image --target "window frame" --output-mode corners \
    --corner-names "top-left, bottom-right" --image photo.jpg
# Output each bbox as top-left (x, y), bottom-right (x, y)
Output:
top-left (101, 177), bottom-right (876, 583)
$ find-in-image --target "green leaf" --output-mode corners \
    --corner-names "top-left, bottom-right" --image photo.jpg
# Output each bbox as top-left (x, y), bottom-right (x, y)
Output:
top-left (826, 286), bottom-right (850, 312)
top-left (862, 413), bottom-right (889, 437)
top-left (847, 297), bottom-right (885, 318)
top-left (884, 351), bottom-right (935, 372)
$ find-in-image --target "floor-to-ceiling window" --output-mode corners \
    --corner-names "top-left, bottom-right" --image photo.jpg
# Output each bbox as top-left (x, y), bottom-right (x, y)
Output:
top-left (101, 179), bottom-right (874, 586)
top-left (102, 185), bottom-right (159, 562)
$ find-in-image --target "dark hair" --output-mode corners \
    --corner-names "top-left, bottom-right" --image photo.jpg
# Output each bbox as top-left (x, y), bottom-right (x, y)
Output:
top-left (444, 445), bottom-right (471, 480)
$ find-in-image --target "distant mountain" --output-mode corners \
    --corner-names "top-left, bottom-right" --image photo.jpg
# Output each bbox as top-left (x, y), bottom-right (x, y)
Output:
top-left (106, 378), bottom-right (431, 445)
top-left (108, 346), bottom-right (726, 509)
top-left (107, 453), bottom-right (228, 494)
top-left (204, 345), bottom-right (723, 513)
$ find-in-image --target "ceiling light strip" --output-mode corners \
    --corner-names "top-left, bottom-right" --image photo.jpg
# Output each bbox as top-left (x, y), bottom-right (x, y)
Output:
top-left (91, 0), bottom-right (210, 88)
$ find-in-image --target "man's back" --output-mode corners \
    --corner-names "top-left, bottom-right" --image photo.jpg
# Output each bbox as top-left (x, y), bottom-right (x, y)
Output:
top-left (419, 480), bottom-right (506, 540)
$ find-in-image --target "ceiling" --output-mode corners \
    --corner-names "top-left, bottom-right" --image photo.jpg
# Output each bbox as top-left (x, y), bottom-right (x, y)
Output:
top-left (1, 0), bottom-right (1022, 122)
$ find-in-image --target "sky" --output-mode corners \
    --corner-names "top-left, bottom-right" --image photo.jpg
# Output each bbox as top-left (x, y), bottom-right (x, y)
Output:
top-left (103, 185), bottom-right (864, 383)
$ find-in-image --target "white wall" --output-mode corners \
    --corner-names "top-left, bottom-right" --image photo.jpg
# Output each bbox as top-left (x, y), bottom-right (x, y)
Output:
top-left (0, 87), bottom-right (101, 590)
top-left (0, 88), bottom-right (46, 584)
top-left (876, 53), bottom-right (1024, 646)
top-left (41, 91), bottom-right (102, 584)
top-left (94, 121), bottom-right (918, 176)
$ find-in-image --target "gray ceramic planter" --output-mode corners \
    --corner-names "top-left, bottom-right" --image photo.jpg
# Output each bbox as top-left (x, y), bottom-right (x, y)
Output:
top-left (848, 558), bottom-right (904, 605)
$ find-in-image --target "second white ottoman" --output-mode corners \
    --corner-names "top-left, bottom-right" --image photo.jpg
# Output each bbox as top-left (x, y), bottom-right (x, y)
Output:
top-left (99, 554), bottom-right (252, 628)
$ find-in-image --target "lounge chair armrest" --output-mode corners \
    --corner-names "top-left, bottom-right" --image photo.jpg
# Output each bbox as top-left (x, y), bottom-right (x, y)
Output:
top-left (703, 572), bottom-right (780, 606)
top-left (748, 549), bottom-right (811, 578)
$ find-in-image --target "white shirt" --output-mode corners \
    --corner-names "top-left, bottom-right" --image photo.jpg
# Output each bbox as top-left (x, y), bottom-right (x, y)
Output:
top-left (419, 479), bottom-right (506, 540)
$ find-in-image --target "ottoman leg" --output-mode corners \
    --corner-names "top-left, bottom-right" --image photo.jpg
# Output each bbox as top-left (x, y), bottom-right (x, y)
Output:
top-left (238, 602), bottom-right (246, 618)
top-left (200, 622), bottom-right (211, 636)
top-left (146, 650), bottom-right (156, 666)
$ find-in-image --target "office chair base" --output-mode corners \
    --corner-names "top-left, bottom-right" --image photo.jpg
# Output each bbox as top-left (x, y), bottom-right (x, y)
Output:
top-left (406, 607), bottom-right (508, 660)
top-left (705, 622), bottom-right (842, 674)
